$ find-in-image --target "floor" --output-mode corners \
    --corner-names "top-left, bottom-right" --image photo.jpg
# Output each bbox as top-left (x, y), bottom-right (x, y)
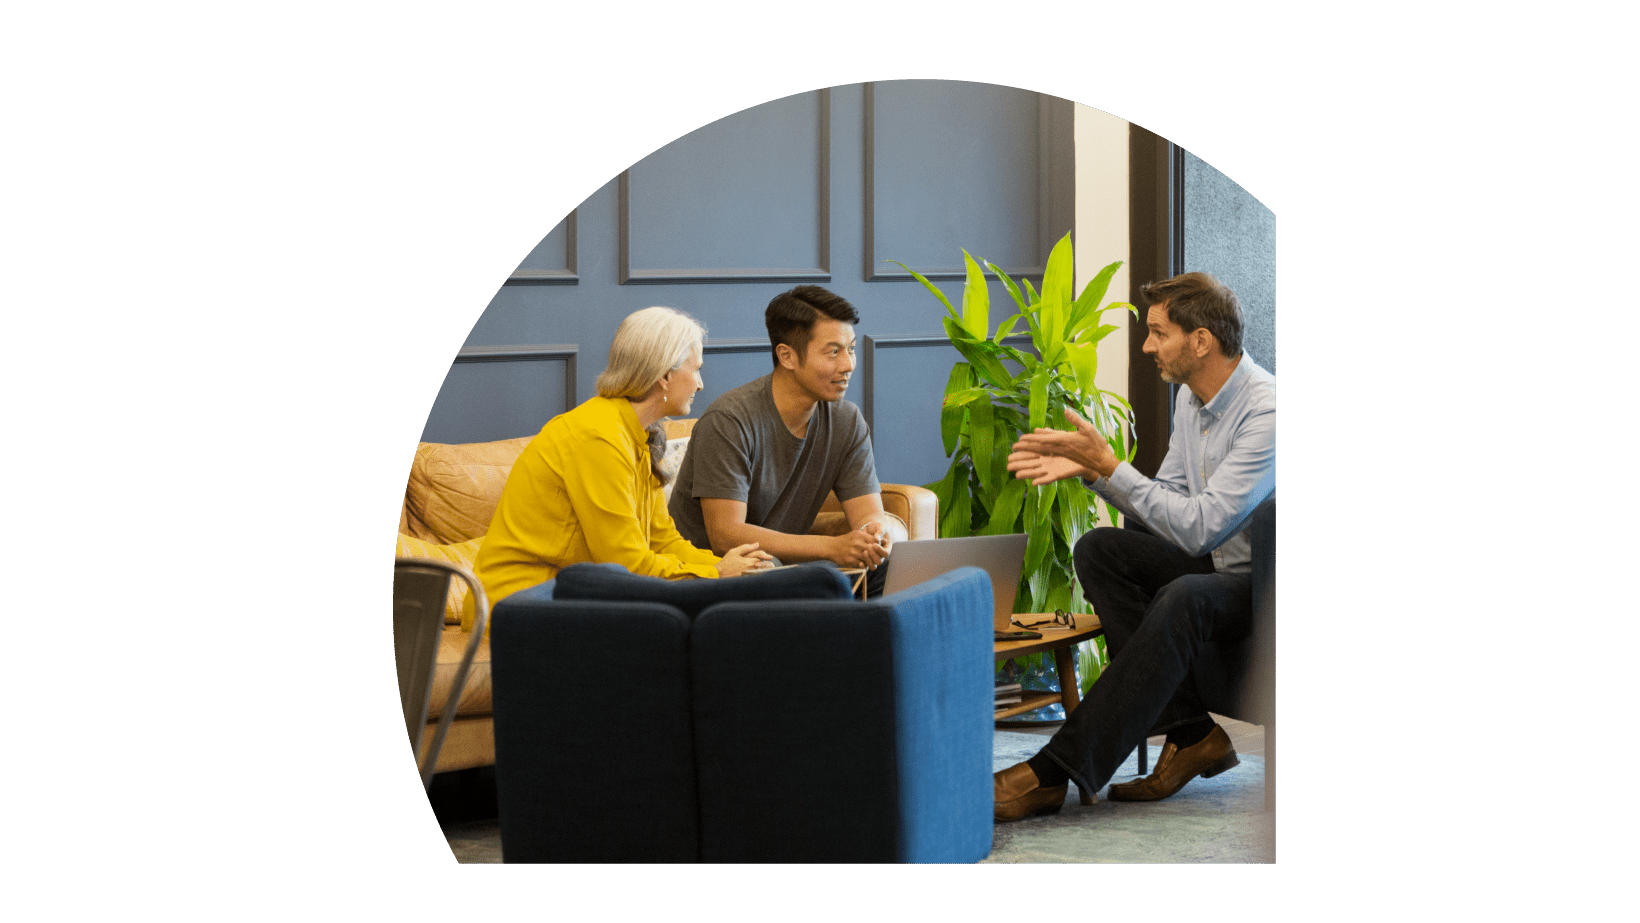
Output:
top-left (986, 714), bottom-right (1272, 863)
top-left (432, 713), bottom-right (1268, 864)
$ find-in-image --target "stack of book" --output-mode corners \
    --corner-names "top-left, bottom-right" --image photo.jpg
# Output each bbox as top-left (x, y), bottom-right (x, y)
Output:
top-left (994, 682), bottom-right (1022, 711)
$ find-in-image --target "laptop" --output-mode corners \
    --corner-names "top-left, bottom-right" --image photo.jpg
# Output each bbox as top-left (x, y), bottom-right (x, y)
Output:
top-left (882, 533), bottom-right (1029, 631)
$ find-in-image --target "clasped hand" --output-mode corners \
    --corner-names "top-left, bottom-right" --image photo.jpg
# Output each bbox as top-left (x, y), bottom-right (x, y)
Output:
top-left (834, 521), bottom-right (890, 570)
top-left (1005, 407), bottom-right (1118, 486)
top-left (717, 542), bottom-right (775, 577)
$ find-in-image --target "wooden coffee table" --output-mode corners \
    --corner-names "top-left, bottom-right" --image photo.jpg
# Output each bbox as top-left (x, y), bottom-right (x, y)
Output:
top-left (993, 613), bottom-right (1103, 721)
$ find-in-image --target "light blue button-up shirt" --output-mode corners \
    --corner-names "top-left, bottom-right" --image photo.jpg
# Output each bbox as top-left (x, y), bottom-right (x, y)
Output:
top-left (1089, 354), bottom-right (1275, 574)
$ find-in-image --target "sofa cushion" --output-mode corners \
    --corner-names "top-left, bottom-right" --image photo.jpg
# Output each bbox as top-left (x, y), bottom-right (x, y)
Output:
top-left (395, 533), bottom-right (485, 625)
top-left (402, 436), bottom-right (532, 544)
top-left (428, 625), bottom-right (491, 717)
top-left (552, 561), bottom-right (854, 620)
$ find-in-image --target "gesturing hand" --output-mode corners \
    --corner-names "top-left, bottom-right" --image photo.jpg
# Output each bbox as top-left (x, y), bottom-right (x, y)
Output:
top-left (1005, 449), bottom-right (1091, 486)
top-left (1008, 407), bottom-right (1119, 482)
top-left (717, 542), bottom-right (775, 578)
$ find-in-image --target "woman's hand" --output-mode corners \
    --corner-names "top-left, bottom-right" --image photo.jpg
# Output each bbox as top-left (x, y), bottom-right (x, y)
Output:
top-left (716, 542), bottom-right (775, 577)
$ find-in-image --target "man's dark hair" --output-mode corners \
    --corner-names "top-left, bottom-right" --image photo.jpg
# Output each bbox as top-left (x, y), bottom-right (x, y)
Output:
top-left (1139, 272), bottom-right (1243, 357)
top-left (765, 285), bottom-right (859, 366)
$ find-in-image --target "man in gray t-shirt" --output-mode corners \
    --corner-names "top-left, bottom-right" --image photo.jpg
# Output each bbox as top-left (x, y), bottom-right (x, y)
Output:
top-left (667, 285), bottom-right (906, 583)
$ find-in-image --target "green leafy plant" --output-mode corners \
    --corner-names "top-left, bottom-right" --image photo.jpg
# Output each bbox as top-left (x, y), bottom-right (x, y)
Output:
top-left (891, 231), bottom-right (1137, 616)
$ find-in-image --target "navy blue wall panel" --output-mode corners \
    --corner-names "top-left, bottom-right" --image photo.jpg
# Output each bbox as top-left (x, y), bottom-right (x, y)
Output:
top-left (422, 356), bottom-right (573, 447)
top-left (861, 337), bottom-right (967, 489)
top-left (509, 214), bottom-right (576, 281)
top-left (418, 81), bottom-right (1077, 490)
top-left (868, 80), bottom-right (1074, 280)
top-left (624, 90), bottom-right (826, 282)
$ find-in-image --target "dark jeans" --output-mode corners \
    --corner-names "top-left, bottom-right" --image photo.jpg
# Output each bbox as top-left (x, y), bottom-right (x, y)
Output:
top-left (1040, 527), bottom-right (1252, 796)
top-left (865, 558), bottom-right (890, 598)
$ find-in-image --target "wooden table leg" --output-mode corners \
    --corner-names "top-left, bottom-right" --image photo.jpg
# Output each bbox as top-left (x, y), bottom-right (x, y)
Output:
top-left (1052, 642), bottom-right (1080, 714)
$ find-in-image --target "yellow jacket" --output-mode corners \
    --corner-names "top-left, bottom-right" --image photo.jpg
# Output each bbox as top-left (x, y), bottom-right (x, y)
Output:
top-left (473, 396), bottom-right (721, 610)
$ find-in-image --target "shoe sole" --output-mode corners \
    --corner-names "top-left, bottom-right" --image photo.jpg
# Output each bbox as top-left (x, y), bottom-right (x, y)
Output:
top-left (1108, 750), bottom-right (1241, 801)
top-left (994, 802), bottom-right (1063, 822)
top-left (994, 784), bottom-right (1070, 822)
top-left (1201, 751), bottom-right (1240, 779)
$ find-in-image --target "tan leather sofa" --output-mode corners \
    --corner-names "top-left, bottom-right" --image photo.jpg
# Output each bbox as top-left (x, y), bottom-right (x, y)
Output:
top-left (395, 421), bottom-right (939, 774)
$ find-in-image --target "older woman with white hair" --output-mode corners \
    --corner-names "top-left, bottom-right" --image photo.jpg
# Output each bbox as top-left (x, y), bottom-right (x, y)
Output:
top-left (474, 306), bottom-right (772, 606)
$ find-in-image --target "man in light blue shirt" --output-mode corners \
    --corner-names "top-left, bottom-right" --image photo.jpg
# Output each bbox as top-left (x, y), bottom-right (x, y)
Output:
top-left (993, 271), bottom-right (1275, 821)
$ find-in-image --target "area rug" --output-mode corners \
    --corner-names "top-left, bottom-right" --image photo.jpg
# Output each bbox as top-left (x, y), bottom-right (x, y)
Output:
top-left (440, 731), bottom-right (1274, 863)
top-left (986, 731), bottom-right (1273, 863)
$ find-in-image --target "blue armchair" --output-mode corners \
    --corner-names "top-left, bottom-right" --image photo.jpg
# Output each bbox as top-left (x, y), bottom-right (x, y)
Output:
top-left (488, 562), bottom-right (996, 863)
top-left (1115, 492), bottom-right (1275, 810)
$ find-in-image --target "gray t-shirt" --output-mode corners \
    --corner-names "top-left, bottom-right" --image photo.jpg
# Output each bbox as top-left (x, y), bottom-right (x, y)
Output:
top-left (668, 373), bottom-right (881, 549)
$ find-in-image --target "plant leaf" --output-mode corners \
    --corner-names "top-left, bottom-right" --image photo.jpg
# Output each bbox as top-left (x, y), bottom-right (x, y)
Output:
top-left (990, 416), bottom-right (1016, 488)
top-left (1044, 567), bottom-right (1073, 614)
top-left (940, 363), bottom-right (974, 457)
top-left (1065, 340), bottom-right (1099, 395)
top-left (993, 406), bottom-right (1029, 438)
top-left (887, 260), bottom-right (960, 324)
top-left (1084, 323), bottom-right (1120, 345)
top-left (1042, 233), bottom-right (1074, 312)
top-left (943, 316), bottom-right (1014, 390)
top-left (997, 342), bottom-right (1035, 371)
top-left (1028, 365), bottom-right (1049, 430)
top-left (961, 250), bottom-right (989, 339)
top-left (1048, 479), bottom-right (1069, 543)
top-left (1031, 567), bottom-right (1050, 613)
top-left (982, 477), bottom-right (1028, 535)
top-left (1076, 639), bottom-right (1103, 691)
top-left (1100, 389), bottom-right (1135, 414)
top-left (1068, 260), bottom-right (1122, 333)
top-left (1023, 489), bottom-right (1052, 578)
top-left (1019, 307), bottom-right (1046, 354)
top-left (985, 260), bottom-right (1030, 314)
top-left (942, 386), bottom-right (991, 407)
top-left (1060, 479), bottom-right (1090, 537)
top-left (969, 396), bottom-right (994, 493)
top-left (926, 460), bottom-right (958, 519)
top-left (940, 466), bottom-right (973, 537)
top-left (993, 312), bottom-right (1024, 343)
top-left (1038, 295), bottom-right (1067, 366)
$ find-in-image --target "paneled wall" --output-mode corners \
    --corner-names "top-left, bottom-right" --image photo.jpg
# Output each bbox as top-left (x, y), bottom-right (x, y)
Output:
top-left (420, 80), bottom-right (1083, 489)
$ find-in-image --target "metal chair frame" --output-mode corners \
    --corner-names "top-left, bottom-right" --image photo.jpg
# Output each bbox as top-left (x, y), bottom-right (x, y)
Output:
top-left (394, 556), bottom-right (489, 788)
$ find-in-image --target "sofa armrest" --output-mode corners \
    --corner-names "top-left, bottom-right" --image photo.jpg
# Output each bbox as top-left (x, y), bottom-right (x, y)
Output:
top-left (809, 484), bottom-right (939, 541)
top-left (881, 483), bottom-right (938, 540)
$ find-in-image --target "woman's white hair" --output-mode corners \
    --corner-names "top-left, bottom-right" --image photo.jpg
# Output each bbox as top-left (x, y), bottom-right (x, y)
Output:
top-left (595, 306), bottom-right (706, 400)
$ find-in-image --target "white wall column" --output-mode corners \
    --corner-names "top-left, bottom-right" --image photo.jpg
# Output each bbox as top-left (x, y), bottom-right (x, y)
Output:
top-left (1073, 105), bottom-right (1131, 403)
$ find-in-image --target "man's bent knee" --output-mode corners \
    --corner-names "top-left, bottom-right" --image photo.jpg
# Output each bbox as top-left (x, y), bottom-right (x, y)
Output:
top-left (1074, 526), bottom-right (1137, 566)
top-left (1150, 574), bottom-right (1251, 635)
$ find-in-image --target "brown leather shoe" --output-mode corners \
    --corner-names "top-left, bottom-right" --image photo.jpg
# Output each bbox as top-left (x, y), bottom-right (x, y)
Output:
top-left (994, 762), bottom-right (1069, 822)
top-left (1107, 725), bottom-right (1239, 802)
